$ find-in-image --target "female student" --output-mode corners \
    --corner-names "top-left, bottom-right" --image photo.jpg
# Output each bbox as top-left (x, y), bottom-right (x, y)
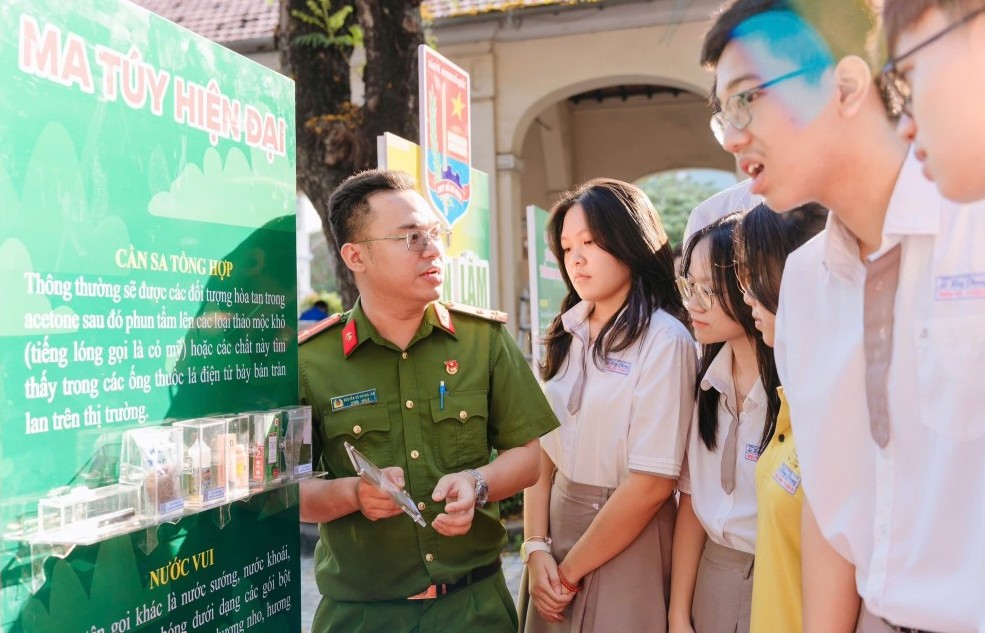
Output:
top-left (520, 178), bottom-right (696, 632)
top-left (734, 203), bottom-right (826, 633)
top-left (669, 212), bottom-right (778, 633)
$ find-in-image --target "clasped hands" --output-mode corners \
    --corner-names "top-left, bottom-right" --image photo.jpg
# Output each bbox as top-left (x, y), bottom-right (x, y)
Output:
top-left (527, 551), bottom-right (578, 623)
top-left (354, 466), bottom-right (476, 536)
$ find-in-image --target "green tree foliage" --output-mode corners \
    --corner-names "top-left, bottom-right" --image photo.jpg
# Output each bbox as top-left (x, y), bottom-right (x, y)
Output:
top-left (636, 171), bottom-right (734, 248)
top-left (291, 0), bottom-right (363, 50)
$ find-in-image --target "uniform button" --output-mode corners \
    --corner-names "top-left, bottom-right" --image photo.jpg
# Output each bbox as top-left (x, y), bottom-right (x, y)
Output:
top-left (405, 400), bottom-right (414, 409)
top-left (459, 410), bottom-right (468, 420)
top-left (417, 502), bottom-right (426, 511)
top-left (425, 553), bottom-right (434, 562)
top-left (401, 352), bottom-right (408, 360)
top-left (410, 450), bottom-right (420, 460)
top-left (353, 425), bottom-right (362, 435)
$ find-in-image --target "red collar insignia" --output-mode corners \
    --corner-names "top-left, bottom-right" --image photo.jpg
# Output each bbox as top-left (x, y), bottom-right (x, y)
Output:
top-left (433, 302), bottom-right (455, 334)
top-left (342, 319), bottom-right (358, 357)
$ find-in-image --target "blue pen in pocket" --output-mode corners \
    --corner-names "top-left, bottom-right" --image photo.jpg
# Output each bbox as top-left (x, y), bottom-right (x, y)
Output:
top-left (439, 380), bottom-right (446, 411)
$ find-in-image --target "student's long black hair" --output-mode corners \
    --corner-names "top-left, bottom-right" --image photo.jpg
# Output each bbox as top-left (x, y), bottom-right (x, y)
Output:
top-left (734, 202), bottom-right (828, 315)
top-left (732, 202), bottom-right (827, 448)
top-left (540, 178), bottom-right (688, 381)
top-left (680, 212), bottom-right (779, 453)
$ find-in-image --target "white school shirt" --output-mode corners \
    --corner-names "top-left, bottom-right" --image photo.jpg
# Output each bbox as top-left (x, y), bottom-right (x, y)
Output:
top-left (678, 343), bottom-right (768, 554)
top-left (775, 152), bottom-right (985, 632)
top-left (540, 301), bottom-right (697, 489)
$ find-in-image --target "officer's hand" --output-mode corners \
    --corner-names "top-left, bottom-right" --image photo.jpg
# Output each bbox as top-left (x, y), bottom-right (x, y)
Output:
top-left (354, 467), bottom-right (405, 521)
top-left (430, 472), bottom-right (475, 536)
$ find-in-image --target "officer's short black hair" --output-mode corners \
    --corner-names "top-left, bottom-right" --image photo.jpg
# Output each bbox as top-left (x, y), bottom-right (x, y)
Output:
top-left (328, 169), bottom-right (417, 249)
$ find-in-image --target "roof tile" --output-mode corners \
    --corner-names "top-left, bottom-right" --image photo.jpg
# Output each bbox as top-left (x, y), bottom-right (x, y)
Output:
top-left (130, 0), bottom-right (279, 44)
top-left (130, 0), bottom-right (583, 44)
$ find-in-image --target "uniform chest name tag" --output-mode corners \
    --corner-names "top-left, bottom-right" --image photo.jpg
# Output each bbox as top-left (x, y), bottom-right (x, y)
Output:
top-left (331, 388), bottom-right (378, 412)
top-left (744, 443), bottom-right (762, 462)
top-left (935, 272), bottom-right (985, 301)
top-left (603, 358), bottom-right (631, 375)
top-left (772, 461), bottom-right (801, 495)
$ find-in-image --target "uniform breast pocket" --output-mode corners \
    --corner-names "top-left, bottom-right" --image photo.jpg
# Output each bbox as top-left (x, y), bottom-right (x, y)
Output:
top-left (431, 390), bottom-right (489, 470)
top-left (322, 404), bottom-right (393, 474)
top-left (916, 316), bottom-right (985, 442)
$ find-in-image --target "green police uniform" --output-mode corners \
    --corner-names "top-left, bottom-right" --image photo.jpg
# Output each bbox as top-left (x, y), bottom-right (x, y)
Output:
top-left (299, 299), bottom-right (559, 633)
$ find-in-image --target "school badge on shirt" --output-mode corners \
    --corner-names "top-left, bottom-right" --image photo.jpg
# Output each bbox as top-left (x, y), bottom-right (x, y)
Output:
top-left (744, 443), bottom-right (762, 462)
top-left (935, 272), bottom-right (985, 301)
top-left (772, 461), bottom-right (801, 495)
top-left (603, 357), bottom-right (631, 375)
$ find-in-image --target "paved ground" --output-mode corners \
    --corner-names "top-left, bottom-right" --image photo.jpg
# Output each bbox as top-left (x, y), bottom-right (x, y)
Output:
top-left (299, 551), bottom-right (524, 632)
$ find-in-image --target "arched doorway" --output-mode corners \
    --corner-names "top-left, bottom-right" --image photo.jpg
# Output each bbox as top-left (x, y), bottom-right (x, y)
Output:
top-left (519, 82), bottom-right (733, 212)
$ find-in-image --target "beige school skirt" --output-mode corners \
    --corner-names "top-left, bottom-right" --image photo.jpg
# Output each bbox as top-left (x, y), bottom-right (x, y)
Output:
top-left (691, 540), bottom-right (755, 633)
top-left (518, 472), bottom-right (677, 633)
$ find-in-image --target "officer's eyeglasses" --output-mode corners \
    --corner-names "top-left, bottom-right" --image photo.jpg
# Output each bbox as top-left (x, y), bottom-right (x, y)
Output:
top-left (880, 6), bottom-right (985, 119)
top-left (354, 226), bottom-right (452, 252)
top-left (676, 276), bottom-right (717, 311)
top-left (710, 65), bottom-right (822, 145)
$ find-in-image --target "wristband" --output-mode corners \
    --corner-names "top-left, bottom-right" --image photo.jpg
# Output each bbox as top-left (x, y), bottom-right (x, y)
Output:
top-left (557, 567), bottom-right (581, 593)
top-left (520, 537), bottom-right (552, 564)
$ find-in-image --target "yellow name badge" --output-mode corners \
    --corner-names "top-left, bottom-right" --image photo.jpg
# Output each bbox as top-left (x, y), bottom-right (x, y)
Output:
top-left (330, 388), bottom-right (378, 412)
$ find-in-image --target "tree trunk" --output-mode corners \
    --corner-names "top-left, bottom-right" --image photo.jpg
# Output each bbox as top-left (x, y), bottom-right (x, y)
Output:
top-left (277, 0), bottom-right (423, 310)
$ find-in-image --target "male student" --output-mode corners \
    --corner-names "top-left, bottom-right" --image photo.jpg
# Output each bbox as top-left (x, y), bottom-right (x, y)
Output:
top-left (881, 0), bottom-right (985, 202)
top-left (699, 1), bottom-right (985, 631)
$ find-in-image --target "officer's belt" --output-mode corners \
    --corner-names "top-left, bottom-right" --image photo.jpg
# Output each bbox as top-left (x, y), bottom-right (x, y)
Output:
top-left (406, 558), bottom-right (502, 600)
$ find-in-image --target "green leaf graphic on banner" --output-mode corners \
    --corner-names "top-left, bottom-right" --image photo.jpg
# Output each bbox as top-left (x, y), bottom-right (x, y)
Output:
top-left (149, 147), bottom-right (295, 230)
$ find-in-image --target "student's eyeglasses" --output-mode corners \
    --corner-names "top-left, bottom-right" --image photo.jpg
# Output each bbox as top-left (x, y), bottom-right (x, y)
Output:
top-left (710, 65), bottom-right (822, 145)
top-left (353, 226), bottom-right (452, 252)
top-left (676, 276), bottom-right (717, 311)
top-left (880, 6), bottom-right (985, 119)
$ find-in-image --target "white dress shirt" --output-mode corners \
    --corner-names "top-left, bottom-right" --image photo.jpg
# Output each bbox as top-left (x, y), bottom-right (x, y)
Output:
top-left (541, 301), bottom-right (697, 489)
top-left (679, 343), bottom-right (768, 554)
top-left (775, 153), bottom-right (985, 632)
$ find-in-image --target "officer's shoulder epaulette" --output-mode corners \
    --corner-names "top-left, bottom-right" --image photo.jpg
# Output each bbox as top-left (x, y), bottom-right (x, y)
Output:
top-left (442, 301), bottom-right (509, 324)
top-left (299, 313), bottom-right (343, 345)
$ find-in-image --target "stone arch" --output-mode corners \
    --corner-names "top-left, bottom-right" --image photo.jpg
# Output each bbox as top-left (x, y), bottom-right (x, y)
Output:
top-left (508, 73), bottom-right (708, 159)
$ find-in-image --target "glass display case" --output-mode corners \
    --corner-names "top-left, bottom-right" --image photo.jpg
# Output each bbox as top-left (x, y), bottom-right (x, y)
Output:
top-left (279, 405), bottom-right (313, 480)
top-left (119, 426), bottom-right (184, 520)
top-left (215, 414), bottom-right (251, 499)
top-left (37, 484), bottom-right (141, 541)
top-left (243, 410), bottom-right (285, 490)
top-left (173, 418), bottom-right (227, 507)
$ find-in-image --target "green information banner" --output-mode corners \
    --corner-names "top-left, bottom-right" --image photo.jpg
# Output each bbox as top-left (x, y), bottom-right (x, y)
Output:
top-left (0, 0), bottom-right (300, 630)
top-left (525, 205), bottom-right (567, 367)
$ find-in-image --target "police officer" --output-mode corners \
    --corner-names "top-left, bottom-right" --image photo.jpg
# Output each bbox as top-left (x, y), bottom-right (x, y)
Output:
top-left (299, 169), bottom-right (559, 632)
